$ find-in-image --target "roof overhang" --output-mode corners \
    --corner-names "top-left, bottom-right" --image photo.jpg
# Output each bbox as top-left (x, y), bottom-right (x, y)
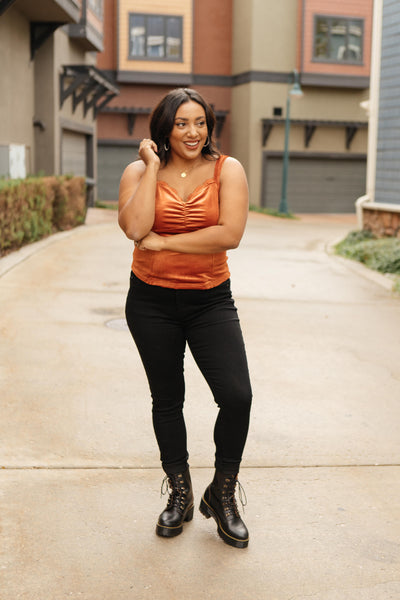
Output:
top-left (262, 118), bottom-right (368, 150)
top-left (60, 65), bottom-right (119, 119)
top-left (100, 106), bottom-right (229, 139)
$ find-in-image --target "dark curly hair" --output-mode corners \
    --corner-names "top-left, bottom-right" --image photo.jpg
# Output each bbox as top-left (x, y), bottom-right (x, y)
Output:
top-left (150, 88), bottom-right (220, 165)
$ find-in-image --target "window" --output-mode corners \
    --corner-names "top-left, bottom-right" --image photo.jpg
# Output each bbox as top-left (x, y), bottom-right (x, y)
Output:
top-left (314, 16), bottom-right (363, 64)
top-left (88, 0), bottom-right (103, 18)
top-left (129, 13), bottom-right (183, 61)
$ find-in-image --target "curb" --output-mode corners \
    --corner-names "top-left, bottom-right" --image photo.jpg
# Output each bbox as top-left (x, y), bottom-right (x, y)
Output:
top-left (0, 208), bottom-right (117, 279)
top-left (0, 229), bottom-right (80, 278)
top-left (326, 239), bottom-right (396, 293)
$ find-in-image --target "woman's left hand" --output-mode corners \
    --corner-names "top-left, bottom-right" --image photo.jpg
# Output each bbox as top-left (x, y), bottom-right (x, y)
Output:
top-left (136, 231), bottom-right (166, 251)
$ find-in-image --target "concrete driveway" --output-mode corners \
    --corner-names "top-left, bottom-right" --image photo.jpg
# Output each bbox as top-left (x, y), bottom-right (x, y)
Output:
top-left (1, 209), bottom-right (400, 599)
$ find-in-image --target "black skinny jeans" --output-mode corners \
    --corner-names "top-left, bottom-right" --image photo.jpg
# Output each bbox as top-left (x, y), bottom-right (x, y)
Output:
top-left (125, 273), bottom-right (252, 475)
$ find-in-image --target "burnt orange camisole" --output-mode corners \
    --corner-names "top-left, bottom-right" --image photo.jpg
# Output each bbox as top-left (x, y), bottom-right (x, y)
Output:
top-left (131, 154), bottom-right (230, 289)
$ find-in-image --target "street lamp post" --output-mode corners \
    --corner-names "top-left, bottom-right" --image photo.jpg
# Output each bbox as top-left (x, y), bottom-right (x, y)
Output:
top-left (279, 70), bottom-right (303, 214)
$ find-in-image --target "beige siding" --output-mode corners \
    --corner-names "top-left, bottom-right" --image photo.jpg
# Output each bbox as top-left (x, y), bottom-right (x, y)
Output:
top-left (290, 88), bottom-right (369, 122)
top-left (33, 28), bottom-right (96, 175)
top-left (251, 0), bottom-right (298, 72)
top-left (232, 0), bottom-right (253, 73)
top-left (0, 9), bottom-right (35, 167)
top-left (34, 34), bottom-right (56, 175)
top-left (118, 0), bottom-right (192, 73)
top-left (233, 0), bottom-right (298, 74)
top-left (232, 81), bottom-right (368, 205)
top-left (231, 84), bottom-right (252, 171)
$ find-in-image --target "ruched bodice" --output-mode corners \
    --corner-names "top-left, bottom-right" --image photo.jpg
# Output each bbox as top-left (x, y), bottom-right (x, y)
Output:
top-left (131, 155), bottom-right (230, 289)
top-left (153, 178), bottom-right (219, 234)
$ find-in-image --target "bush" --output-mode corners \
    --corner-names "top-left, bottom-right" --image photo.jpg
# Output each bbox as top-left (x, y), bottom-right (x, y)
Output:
top-left (0, 176), bottom-right (86, 256)
top-left (335, 230), bottom-right (400, 275)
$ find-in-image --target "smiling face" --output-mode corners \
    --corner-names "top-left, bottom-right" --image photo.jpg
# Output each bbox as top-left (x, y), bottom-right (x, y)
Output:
top-left (168, 100), bottom-right (208, 160)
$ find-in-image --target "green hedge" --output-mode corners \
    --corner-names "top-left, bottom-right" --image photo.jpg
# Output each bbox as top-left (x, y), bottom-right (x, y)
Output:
top-left (335, 230), bottom-right (400, 274)
top-left (0, 175), bottom-right (86, 256)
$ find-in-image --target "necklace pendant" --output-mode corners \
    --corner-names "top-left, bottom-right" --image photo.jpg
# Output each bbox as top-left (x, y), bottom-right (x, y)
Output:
top-left (180, 171), bottom-right (187, 178)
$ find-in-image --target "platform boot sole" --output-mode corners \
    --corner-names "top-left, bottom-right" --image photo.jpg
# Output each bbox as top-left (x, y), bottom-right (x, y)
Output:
top-left (156, 504), bottom-right (194, 537)
top-left (199, 496), bottom-right (249, 549)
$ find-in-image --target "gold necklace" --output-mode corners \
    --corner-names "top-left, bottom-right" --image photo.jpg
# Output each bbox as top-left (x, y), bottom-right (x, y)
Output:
top-left (179, 159), bottom-right (201, 178)
top-left (180, 167), bottom-right (193, 178)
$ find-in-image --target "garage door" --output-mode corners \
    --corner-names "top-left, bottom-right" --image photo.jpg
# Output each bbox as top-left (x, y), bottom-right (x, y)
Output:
top-left (262, 156), bottom-right (366, 213)
top-left (97, 144), bottom-right (139, 201)
top-left (61, 130), bottom-right (87, 176)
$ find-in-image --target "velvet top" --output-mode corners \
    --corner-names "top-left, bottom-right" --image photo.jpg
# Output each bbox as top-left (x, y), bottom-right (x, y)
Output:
top-left (131, 154), bottom-right (230, 289)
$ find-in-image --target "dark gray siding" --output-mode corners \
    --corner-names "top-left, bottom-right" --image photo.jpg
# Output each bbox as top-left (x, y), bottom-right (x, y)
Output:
top-left (375, 0), bottom-right (400, 205)
top-left (97, 144), bottom-right (138, 201)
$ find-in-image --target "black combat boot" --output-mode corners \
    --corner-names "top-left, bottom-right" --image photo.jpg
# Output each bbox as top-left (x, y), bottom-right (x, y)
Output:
top-left (156, 468), bottom-right (194, 537)
top-left (199, 471), bottom-right (249, 548)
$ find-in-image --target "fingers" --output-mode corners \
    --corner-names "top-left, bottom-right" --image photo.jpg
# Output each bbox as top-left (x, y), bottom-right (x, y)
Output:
top-left (138, 139), bottom-right (160, 168)
top-left (139, 138), bottom-right (158, 156)
top-left (134, 240), bottom-right (146, 251)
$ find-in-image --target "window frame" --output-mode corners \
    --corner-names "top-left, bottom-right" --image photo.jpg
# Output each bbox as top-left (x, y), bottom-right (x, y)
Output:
top-left (313, 14), bottom-right (364, 66)
top-left (128, 12), bottom-right (183, 62)
top-left (88, 0), bottom-right (103, 19)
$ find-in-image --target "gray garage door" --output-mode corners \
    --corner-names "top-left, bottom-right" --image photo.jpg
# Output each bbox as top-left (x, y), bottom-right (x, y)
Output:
top-left (262, 156), bottom-right (366, 213)
top-left (61, 130), bottom-right (87, 176)
top-left (97, 144), bottom-right (139, 201)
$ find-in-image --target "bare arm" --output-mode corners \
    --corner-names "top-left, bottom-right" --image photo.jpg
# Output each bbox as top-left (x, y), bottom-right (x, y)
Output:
top-left (137, 157), bottom-right (249, 254)
top-left (118, 139), bottom-right (160, 241)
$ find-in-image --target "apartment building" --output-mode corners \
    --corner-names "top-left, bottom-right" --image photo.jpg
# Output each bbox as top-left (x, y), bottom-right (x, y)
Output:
top-left (96, 0), bottom-right (373, 212)
top-left (0, 0), bottom-right (371, 213)
top-left (96, 0), bottom-right (232, 200)
top-left (0, 0), bottom-right (117, 203)
top-left (233, 0), bottom-right (372, 212)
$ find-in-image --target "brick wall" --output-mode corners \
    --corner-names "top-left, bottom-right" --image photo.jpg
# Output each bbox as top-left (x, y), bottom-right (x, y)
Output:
top-left (363, 207), bottom-right (400, 238)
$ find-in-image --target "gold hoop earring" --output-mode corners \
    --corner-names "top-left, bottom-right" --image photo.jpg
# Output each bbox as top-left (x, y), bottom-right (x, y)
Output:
top-left (204, 136), bottom-right (210, 147)
top-left (164, 141), bottom-right (170, 151)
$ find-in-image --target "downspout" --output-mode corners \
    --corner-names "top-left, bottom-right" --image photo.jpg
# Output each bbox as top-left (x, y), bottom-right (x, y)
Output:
top-left (356, 0), bottom-right (383, 228)
top-left (82, 0), bottom-right (87, 26)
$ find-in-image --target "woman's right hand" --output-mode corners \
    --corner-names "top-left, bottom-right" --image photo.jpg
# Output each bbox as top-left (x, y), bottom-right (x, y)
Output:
top-left (139, 138), bottom-right (160, 168)
top-left (118, 139), bottom-right (159, 241)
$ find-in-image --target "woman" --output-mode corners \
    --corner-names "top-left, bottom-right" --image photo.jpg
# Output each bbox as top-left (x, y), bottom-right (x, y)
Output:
top-left (118, 88), bottom-right (252, 549)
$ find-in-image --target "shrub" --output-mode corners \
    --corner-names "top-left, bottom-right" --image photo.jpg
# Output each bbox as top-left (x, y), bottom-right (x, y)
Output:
top-left (335, 230), bottom-right (400, 275)
top-left (0, 176), bottom-right (86, 256)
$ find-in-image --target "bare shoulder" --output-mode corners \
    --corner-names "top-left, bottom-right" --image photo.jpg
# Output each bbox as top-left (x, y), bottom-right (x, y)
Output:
top-left (121, 159), bottom-right (146, 181)
top-left (118, 159), bottom-right (147, 208)
top-left (220, 156), bottom-right (248, 183)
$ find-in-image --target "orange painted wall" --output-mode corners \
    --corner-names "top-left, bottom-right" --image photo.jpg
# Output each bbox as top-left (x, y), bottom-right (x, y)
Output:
top-left (96, 0), bottom-right (116, 69)
top-left (97, 112), bottom-right (150, 141)
top-left (98, 83), bottom-right (231, 153)
top-left (96, 0), bottom-right (233, 154)
top-left (300, 0), bottom-right (373, 76)
top-left (193, 0), bottom-right (232, 75)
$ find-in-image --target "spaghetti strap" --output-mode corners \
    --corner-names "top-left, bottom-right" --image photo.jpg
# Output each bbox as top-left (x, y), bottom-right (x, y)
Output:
top-left (214, 155), bottom-right (229, 188)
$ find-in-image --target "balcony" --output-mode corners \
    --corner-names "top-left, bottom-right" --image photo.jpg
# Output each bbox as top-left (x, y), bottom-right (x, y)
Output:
top-left (67, 20), bottom-right (103, 52)
top-left (2, 0), bottom-right (81, 23)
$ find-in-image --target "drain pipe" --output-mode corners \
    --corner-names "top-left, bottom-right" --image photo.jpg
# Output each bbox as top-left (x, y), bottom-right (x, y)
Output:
top-left (356, 0), bottom-right (383, 230)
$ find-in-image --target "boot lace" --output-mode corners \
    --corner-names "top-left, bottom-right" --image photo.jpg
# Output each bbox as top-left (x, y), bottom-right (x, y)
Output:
top-left (221, 476), bottom-right (247, 518)
top-left (160, 473), bottom-right (188, 513)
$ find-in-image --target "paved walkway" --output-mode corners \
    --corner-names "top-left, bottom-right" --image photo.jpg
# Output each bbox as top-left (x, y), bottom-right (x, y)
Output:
top-left (1, 209), bottom-right (400, 599)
